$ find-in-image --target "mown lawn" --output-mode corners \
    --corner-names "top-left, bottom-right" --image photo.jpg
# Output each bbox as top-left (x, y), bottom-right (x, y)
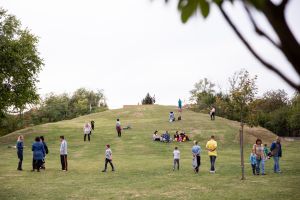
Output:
top-left (0, 105), bottom-right (299, 200)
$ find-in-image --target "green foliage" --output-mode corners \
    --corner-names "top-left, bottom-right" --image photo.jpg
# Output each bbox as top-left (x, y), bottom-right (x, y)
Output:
top-left (141, 93), bottom-right (156, 105)
top-left (178, 0), bottom-right (210, 23)
top-left (0, 8), bottom-right (43, 116)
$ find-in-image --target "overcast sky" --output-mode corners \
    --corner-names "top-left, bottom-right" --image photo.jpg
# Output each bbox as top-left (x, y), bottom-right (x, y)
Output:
top-left (2, 0), bottom-right (300, 108)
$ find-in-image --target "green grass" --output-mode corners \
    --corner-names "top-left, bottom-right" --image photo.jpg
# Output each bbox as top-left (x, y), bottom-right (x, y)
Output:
top-left (0, 105), bottom-right (299, 200)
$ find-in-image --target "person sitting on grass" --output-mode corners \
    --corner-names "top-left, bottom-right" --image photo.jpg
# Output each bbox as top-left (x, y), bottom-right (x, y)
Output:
top-left (180, 131), bottom-right (190, 142)
top-left (250, 152), bottom-right (257, 175)
top-left (161, 131), bottom-right (171, 143)
top-left (174, 131), bottom-right (180, 141)
top-left (169, 112), bottom-right (175, 122)
top-left (153, 130), bottom-right (160, 141)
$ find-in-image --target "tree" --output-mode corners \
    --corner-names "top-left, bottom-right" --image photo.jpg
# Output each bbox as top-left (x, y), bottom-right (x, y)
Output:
top-left (229, 69), bottom-right (258, 180)
top-left (142, 93), bottom-right (156, 105)
top-left (164, 0), bottom-right (300, 91)
top-left (0, 8), bottom-right (43, 116)
top-left (190, 78), bottom-right (216, 110)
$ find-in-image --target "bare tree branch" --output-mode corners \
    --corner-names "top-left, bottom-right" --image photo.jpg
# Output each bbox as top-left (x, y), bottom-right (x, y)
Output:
top-left (218, 4), bottom-right (300, 91)
top-left (243, 2), bottom-right (281, 50)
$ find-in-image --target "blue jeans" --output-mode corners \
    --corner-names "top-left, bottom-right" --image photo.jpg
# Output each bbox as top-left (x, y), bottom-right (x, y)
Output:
top-left (261, 159), bottom-right (265, 174)
top-left (256, 158), bottom-right (262, 174)
top-left (273, 156), bottom-right (280, 172)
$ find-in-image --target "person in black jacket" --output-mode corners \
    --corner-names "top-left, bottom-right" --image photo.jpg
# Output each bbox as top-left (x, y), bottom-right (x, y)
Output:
top-left (40, 136), bottom-right (49, 170)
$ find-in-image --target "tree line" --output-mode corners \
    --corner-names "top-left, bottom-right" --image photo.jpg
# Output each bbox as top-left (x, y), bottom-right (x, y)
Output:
top-left (189, 70), bottom-right (300, 137)
top-left (0, 88), bottom-right (107, 136)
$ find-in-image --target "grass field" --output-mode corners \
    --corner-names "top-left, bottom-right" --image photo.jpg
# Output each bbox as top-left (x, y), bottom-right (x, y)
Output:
top-left (0, 105), bottom-right (299, 200)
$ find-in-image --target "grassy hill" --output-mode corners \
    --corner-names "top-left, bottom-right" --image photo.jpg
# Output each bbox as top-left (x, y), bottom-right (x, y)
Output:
top-left (0, 105), bottom-right (299, 200)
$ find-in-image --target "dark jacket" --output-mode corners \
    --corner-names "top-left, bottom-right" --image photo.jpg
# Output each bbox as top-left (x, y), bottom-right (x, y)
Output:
top-left (42, 141), bottom-right (49, 154)
top-left (17, 141), bottom-right (23, 159)
top-left (32, 142), bottom-right (45, 160)
top-left (270, 141), bottom-right (282, 157)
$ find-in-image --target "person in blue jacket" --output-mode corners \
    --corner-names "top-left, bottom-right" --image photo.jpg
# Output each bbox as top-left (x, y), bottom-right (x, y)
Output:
top-left (270, 137), bottom-right (282, 173)
top-left (192, 141), bottom-right (202, 173)
top-left (31, 137), bottom-right (45, 172)
top-left (16, 135), bottom-right (24, 171)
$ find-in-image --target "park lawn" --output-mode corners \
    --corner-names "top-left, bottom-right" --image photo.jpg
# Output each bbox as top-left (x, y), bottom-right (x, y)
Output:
top-left (0, 105), bottom-right (299, 200)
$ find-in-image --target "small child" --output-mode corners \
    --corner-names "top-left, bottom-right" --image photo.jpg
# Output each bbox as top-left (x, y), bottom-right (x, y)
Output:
top-left (250, 152), bottom-right (257, 175)
top-left (173, 147), bottom-right (180, 170)
top-left (102, 144), bottom-right (115, 172)
top-left (264, 144), bottom-right (271, 159)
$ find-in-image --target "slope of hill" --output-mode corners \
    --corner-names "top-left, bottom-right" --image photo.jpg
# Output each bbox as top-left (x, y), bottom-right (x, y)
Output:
top-left (0, 105), bottom-right (299, 200)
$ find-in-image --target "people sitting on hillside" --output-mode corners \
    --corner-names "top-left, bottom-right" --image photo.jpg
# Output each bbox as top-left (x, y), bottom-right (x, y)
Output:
top-left (174, 131), bottom-right (180, 141)
top-left (169, 112), bottom-right (175, 122)
top-left (161, 131), bottom-right (171, 143)
top-left (173, 131), bottom-right (190, 142)
top-left (153, 130), bottom-right (160, 141)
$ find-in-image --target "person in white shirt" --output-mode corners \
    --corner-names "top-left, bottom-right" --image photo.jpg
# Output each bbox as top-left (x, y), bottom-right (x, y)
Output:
top-left (102, 144), bottom-right (115, 172)
top-left (60, 136), bottom-right (68, 171)
top-left (210, 106), bottom-right (216, 120)
top-left (83, 123), bottom-right (92, 142)
top-left (173, 147), bottom-right (180, 170)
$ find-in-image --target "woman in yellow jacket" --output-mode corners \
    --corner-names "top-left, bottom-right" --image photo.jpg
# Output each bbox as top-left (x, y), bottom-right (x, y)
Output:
top-left (206, 135), bottom-right (217, 173)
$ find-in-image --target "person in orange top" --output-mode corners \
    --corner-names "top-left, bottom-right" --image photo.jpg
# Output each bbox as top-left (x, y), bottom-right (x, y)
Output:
top-left (206, 135), bottom-right (217, 173)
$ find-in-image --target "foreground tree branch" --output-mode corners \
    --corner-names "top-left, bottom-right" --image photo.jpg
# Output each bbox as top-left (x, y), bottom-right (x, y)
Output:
top-left (243, 2), bottom-right (281, 50)
top-left (218, 5), bottom-right (300, 91)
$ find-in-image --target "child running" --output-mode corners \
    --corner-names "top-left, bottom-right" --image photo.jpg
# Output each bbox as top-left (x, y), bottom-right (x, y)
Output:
top-left (173, 147), bottom-right (180, 171)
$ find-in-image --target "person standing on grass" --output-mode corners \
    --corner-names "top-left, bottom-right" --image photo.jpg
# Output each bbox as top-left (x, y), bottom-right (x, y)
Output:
top-left (60, 136), bottom-right (68, 171)
top-left (40, 136), bottom-right (49, 170)
top-left (16, 135), bottom-right (24, 171)
top-left (210, 106), bottom-right (216, 120)
top-left (116, 119), bottom-right (122, 137)
top-left (173, 147), bottom-right (180, 171)
top-left (102, 144), bottom-right (115, 172)
top-left (270, 137), bottom-right (282, 173)
top-left (31, 137), bottom-right (45, 172)
top-left (252, 139), bottom-right (265, 175)
top-left (83, 123), bottom-right (92, 142)
top-left (206, 135), bottom-right (217, 173)
top-left (250, 152), bottom-right (257, 175)
top-left (192, 141), bottom-right (202, 173)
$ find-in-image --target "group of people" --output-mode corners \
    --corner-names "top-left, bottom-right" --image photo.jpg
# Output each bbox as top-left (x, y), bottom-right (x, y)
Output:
top-left (152, 130), bottom-right (190, 143)
top-left (16, 135), bottom-right (49, 172)
top-left (172, 135), bottom-right (218, 173)
top-left (83, 120), bottom-right (95, 142)
top-left (250, 137), bottom-right (282, 175)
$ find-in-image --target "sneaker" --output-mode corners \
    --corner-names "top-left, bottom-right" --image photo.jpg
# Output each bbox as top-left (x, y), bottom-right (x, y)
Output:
top-left (102, 170), bottom-right (106, 172)
top-left (262, 173), bottom-right (266, 175)
top-left (112, 169), bottom-right (115, 172)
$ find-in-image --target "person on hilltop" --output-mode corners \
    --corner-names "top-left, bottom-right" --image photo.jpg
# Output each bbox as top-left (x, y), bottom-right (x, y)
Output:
top-left (31, 137), bottom-right (45, 172)
top-left (252, 138), bottom-right (265, 175)
top-left (192, 141), bottom-right (202, 173)
top-left (83, 123), bottom-right (92, 142)
top-left (116, 119), bottom-right (122, 137)
top-left (60, 136), bottom-right (68, 171)
top-left (270, 137), bottom-right (282, 173)
top-left (178, 99), bottom-right (182, 120)
top-left (169, 112), bottom-right (175, 122)
top-left (153, 130), bottom-right (160, 141)
top-left (102, 144), bottom-right (115, 172)
top-left (206, 135), bottom-right (217, 173)
top-left (40, 136), bottom-right (49, 170)
top-left (16, 135), bottom-right (24, 171)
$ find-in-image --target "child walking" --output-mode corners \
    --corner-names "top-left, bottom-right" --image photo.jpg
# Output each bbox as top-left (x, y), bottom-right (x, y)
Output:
top-left (250, 152), bottom-right (257, 175)
top-left (173, 147), bottom-right (180, 170)
top-left (102, 144), bottom-right (115, 172)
